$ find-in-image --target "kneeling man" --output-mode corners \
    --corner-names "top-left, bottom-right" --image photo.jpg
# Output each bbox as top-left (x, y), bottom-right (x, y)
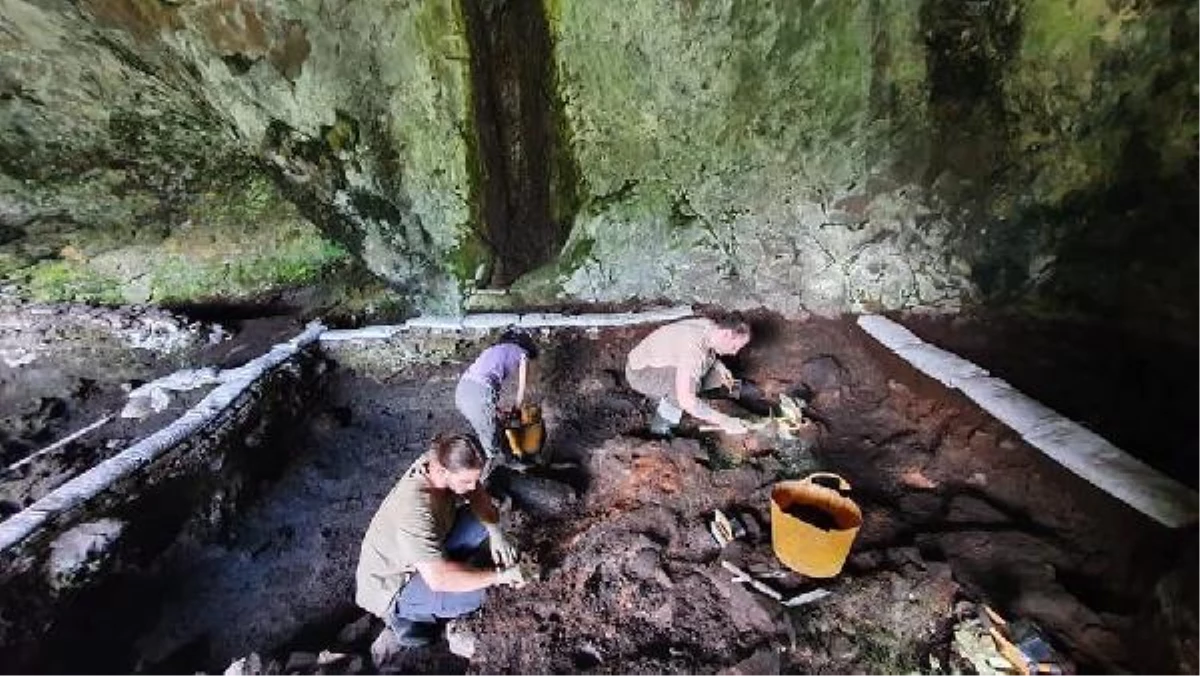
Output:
top-left (355, 434), bottom-right (527, 651)
top-left (625, 314), bottom-right (752, 436)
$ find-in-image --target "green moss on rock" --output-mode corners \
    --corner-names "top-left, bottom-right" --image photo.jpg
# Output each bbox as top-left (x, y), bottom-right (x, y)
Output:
top-left (24, 260), bottom-right (124, 305)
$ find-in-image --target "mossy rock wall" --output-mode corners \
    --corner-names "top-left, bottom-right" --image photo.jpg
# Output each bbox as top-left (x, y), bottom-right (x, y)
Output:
top-left (0, 0), bottom-right (480, 311)
top-left (521, 0), bottom-right (1195, 335)
top-left (0, 0), bottom-right (1194, 334)
top-left (522, 0), bottom-right (945, 316)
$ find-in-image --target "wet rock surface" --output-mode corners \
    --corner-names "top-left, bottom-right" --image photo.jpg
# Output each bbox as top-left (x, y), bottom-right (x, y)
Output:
top-left (4, 310), bottom-right (1194, 674)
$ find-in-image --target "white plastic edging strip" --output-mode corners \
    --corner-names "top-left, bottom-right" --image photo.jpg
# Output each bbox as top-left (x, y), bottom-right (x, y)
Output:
top-left (857, 314), bottom-right (1197, 528)
top-left (0, 322), bottom-right (326, 553)
top-left (317, 306), bottom-right (695, 342)
top-left (318, 325), bottom-right (405, 342)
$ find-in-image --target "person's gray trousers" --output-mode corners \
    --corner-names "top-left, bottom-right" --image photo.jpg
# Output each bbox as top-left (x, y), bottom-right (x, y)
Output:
top-left (455, 376), bottom-right (500, 457)
top-left (624, 363), bottom-right (728, 423)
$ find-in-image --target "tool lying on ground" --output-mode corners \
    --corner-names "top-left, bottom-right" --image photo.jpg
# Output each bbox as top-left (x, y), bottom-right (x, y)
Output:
top-left (502, 404), bottom-right (545, 459)
top-left (976, 605), bottom-right (1067, 675)
top-left (720, 560), bottom-right (832, 607)
top-left (709, 508), bottom-right (747, 547)
top-left (721, 560), bottom-right (783, 601)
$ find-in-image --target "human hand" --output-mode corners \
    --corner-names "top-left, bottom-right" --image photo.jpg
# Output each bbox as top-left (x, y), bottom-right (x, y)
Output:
top-left (496, 562), bottom-right (532, 588)
top-left (484, 522), bottom-right (518, 567)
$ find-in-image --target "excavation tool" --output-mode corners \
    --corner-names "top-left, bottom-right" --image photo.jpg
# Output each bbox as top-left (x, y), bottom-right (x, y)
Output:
top-left (708, 509), bottom-right (747, 547)
top-left (980, 606), bottom-right (1066, 675)
top-left (720, 560), bottom-right (832, 607)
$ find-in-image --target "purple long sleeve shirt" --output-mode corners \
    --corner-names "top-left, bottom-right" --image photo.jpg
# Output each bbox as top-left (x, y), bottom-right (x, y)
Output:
top-left (463, 343), bottom-right (525, 390)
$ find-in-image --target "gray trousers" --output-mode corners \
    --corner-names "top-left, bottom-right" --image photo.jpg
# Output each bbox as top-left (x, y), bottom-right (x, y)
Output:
top-left (625, 363), bottom-right (729, 423)
top-left (455, 376), bottom-right (500, 457)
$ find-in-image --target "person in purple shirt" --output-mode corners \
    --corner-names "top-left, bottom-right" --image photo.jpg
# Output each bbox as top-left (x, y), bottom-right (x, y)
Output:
top-left (455, 328), bottom-right (539, 462)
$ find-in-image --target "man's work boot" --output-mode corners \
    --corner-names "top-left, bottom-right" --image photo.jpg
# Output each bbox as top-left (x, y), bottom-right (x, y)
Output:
top-left (391, 619), bottom-right (440, 648)
top-left (648, 412), bottom-right (674, 438)
top-left (646, 397), bottom-right (683, 438)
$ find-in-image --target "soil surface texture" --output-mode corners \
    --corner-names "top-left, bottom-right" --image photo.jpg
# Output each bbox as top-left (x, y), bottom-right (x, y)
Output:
top-left (119, 312), bottom-right (1195, 675)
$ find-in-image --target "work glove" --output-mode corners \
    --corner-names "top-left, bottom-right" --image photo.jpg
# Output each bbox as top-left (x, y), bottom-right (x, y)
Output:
top-left (484, 522), bottom-right (518, 567)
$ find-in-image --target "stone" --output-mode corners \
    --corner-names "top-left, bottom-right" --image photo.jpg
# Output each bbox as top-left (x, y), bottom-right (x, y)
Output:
top-left (444, 619), bottom-right (477, 660)
top-left (719, 646), bottom-right (780, 675)
top-left (46, 518), bottom-right (125, 591)
top-left (223, 653), bottom-right (263, 676)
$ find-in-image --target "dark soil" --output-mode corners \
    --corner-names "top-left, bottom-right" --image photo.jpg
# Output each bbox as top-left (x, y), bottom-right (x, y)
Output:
top-left (892, 310), bottom-right (1199, 488)
top-left (0, 305), bottom-right (305, 515)
top-left (118, 313), bottom-right (1196, 675)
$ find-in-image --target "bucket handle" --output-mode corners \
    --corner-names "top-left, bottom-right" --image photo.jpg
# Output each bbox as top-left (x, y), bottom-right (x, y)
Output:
top-left (802, 472), bottom-right (852, 494)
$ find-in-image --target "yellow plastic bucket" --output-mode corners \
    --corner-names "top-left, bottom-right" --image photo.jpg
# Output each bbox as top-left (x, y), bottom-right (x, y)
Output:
top-left (503, 404), bottom-right (545, 457)
top-left (770, 472), bottom-right (862, 578)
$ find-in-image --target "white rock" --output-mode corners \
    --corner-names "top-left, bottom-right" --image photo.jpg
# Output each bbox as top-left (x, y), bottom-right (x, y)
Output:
top-left (46, 518), bottom-right (125, 590)
top-left (445, 620), bottom-right (477, 659)
top-left (223, 652), bottom-right (263, 676)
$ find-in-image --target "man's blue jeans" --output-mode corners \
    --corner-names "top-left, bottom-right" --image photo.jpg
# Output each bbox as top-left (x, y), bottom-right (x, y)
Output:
top-left (386, 509), bottom-right (489, 629)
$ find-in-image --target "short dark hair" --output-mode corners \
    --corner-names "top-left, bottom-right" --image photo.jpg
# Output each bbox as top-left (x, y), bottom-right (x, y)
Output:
top-left (431, 433), bottom-right (485, 472)
top-left (498, 328), bottom-right (539, 359)
top-left (714, 313), bottom-right (751, 337)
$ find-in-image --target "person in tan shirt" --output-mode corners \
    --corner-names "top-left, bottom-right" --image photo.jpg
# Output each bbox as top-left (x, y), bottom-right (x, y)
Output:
top-left (625, 315), bottom-right (752, 436)
top-left (355, 434), bottom-right (528, 655)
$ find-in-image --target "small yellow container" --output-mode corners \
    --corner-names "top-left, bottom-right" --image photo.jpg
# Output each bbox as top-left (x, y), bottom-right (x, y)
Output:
top-left (503, 404), bottom-right (545, 457)
top-left (770, 472), bottom-right (862, 578)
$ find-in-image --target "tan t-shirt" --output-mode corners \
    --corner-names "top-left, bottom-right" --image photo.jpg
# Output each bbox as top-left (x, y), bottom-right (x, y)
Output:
top-left (354, 452), bottom-right (458, 618)
top-left (626, 318), bottom-right (718, 387)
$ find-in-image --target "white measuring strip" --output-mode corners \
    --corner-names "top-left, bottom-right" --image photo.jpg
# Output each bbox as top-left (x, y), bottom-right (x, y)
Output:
top-left (857, 314), bottom-right (1197, 528)
top-left (318, 305), bottom-right (694, 342)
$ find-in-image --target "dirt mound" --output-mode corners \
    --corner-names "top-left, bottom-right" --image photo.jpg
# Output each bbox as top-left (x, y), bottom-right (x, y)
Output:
top-left (466, 439), bottom-right (783, 674)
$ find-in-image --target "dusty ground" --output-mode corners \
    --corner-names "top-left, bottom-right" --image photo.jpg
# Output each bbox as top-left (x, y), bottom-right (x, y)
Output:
top-left (112, 312), bottom-right (1197, 674)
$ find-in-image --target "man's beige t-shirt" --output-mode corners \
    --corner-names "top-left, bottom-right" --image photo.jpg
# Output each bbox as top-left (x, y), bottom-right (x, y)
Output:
top-left (355, 452), bottom-right (457, 618)
top-left (626, 318), bottom-right (718, 386)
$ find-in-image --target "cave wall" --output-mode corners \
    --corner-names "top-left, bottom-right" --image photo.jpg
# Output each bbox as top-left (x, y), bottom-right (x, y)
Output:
top-left (0, 0), bottom-right (1194, 335)
top-left (527, 0), bottom-right (1196, 336)
top-left (0, 0), bottom-right (479, 311)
